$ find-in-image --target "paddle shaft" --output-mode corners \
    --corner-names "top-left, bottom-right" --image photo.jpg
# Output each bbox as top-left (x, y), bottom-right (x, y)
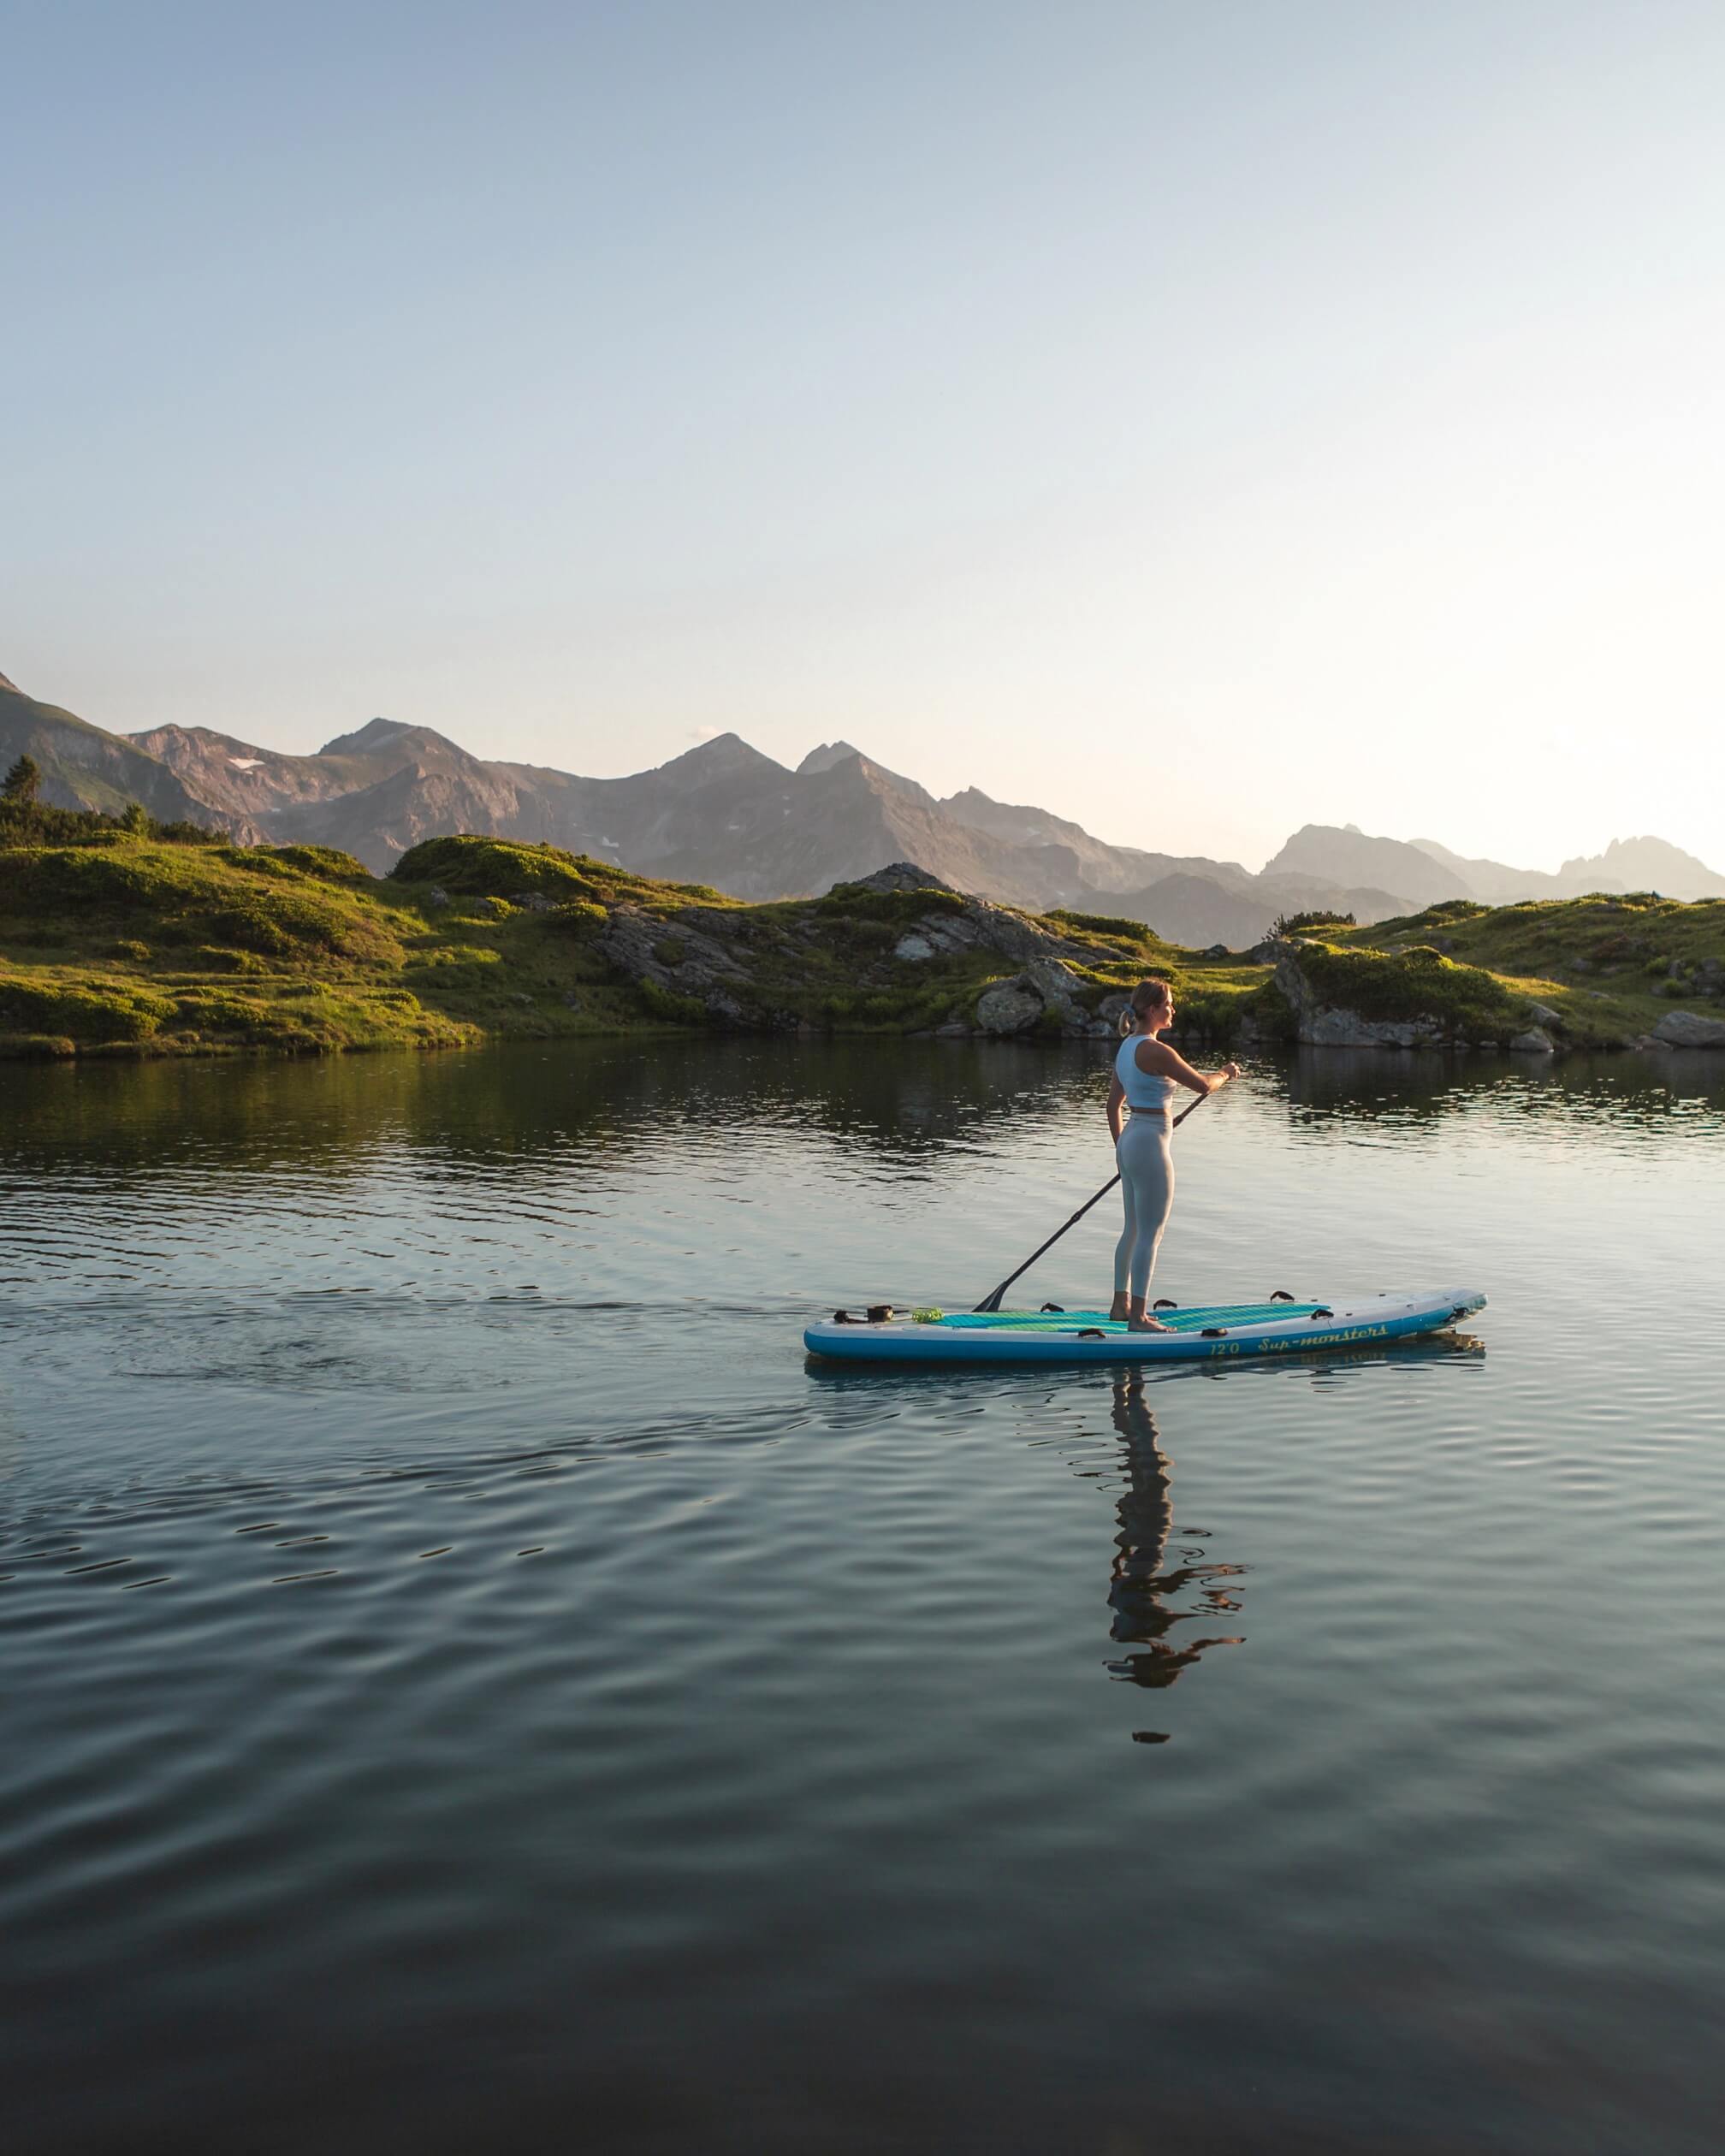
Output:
top-left (971, 1082), bottom-right (1217, 1313)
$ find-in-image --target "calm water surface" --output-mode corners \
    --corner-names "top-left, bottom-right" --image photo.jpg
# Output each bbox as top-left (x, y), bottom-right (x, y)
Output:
top-left (3, 1040), bottom-right (1725, 2153)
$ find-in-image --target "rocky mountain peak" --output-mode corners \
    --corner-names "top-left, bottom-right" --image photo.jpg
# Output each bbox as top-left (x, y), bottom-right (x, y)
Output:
top-left (319, 717), bottom-right (409, 755)
top-left (1263, 824), bottom-right (1472, 909)
top-left (317, 717), bottom-right (471, 761)
top-left (11, 660), bottom-right (1723, 935)
top-left (804, 745), bottom-right (935, 808)
top-left (650, 733), bottom-right (788, 785)
top-left (797, 741), bottom-right (865, 775)
top-left (0, 668), bottom-right (19, 696)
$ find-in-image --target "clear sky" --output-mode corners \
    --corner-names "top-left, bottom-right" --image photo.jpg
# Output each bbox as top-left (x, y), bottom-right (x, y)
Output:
top-left (5, 0), bottom-right (1722, 872)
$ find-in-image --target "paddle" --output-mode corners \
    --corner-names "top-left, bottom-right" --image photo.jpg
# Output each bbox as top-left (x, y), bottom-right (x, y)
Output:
top-left (971, 1083), bottom-right (1218, 1314)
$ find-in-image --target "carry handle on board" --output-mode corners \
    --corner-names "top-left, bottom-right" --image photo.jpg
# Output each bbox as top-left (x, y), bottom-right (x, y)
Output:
top-left (971, 1084), bottom-right (1218, 1315)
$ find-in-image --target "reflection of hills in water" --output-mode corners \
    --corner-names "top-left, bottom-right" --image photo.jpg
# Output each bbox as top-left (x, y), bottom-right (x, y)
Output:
top-left (7, 1040), bottom-right (1722, 1189)
top-left (1283, 1045), bottom-right (1725, 1138)
top-left (1, 1039), bottom-right (1113, 1186)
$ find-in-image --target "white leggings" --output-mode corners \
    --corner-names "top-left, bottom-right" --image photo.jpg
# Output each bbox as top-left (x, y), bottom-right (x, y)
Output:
top-left (1114, 1115), bottom-right (1175, 1300)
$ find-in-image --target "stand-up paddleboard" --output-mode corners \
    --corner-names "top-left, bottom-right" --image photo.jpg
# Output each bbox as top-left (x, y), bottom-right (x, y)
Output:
top-left (805, 1288), bottom-right (1487, 1365)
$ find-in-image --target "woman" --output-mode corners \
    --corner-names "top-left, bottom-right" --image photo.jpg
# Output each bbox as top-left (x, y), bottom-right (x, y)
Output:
top-left (1106, 979), bottom-right (1239, 1330)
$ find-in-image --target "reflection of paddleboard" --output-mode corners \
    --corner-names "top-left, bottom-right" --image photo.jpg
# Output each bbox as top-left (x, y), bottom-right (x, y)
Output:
top-left (805, 1288), bottom-right (1487, 1365)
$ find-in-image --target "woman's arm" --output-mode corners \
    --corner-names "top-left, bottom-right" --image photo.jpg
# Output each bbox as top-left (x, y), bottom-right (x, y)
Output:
top-left (1137, 1038), bottom-right (1242, 1097)
top-left (1106, 1075), bottom-right (1126, 1142)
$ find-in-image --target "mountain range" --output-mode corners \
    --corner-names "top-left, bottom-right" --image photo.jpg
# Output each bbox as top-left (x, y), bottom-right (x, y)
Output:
top-left (3, 666), bottom-right (1721, 945)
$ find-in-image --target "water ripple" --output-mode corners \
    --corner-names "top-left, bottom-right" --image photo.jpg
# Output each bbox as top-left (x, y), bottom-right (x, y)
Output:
top-left (3, 1041), bottom-right (1724, 2153)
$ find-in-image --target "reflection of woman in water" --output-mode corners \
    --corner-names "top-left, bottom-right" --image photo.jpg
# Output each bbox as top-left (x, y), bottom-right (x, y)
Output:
top-left (1106, 979), bottom-right (1238, 1330)
top-left (1107, 1371), bottom-right (1244, 1698)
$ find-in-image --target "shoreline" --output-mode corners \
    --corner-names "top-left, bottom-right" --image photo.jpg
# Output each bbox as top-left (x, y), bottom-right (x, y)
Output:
top-left (3, 834), bottom-right (1722, 1063)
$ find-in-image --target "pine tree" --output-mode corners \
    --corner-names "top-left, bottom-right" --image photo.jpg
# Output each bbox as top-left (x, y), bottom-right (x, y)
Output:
top-left (3, 753), bottom-right (41, 804)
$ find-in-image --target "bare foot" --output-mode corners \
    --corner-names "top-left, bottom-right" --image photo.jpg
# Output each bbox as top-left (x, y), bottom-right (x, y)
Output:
top-left (1109, 1295), bottom-right (1130, 1323)
top-left (1127, 1316), bottom-right (1173, 1333)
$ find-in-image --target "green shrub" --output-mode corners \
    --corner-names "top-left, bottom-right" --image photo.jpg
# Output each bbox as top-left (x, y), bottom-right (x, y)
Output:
top-left (1043, 907), bottom-right (1152, 940)
top-left (637, 978), bottom-right (706, 1023)
top-left (549, 899), bottom-right (607, 931)
top-left (0, 973), bottom-right (176, 1043)
top-left (815, 883), bottom-right (969, 924)
top-left (0, 1031), bottom-right (76, 1058)
top-left (196, 890), bottom-right (358, 956)
top-left (655, 937), bottom-right (688, 966)
top-left (229, 844), bottom-right (374, 886)
top-left (392, 835), bottom-right (606, 903)
top-left (1245, 980), bottom-right (1296, 1040)
top-left (0, 797), bottom-right (229, 849)
top-left (173, 989), bottom-right (265, 1032)
top-left (110, 939), bottom-right (151, 962)
top-left (1289, 941), bottom-right (1519, 1034)
top-left (1413, 898), bottom-right (1491, 922)
top-left (1273, 909), bottom-right (1356, 936)
top-left (192, 945), bottom-right (269, 975)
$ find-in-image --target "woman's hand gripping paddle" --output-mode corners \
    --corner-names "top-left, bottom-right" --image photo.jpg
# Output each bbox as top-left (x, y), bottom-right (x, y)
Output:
top-left (971, 1085), bottom-right (1217, 1314)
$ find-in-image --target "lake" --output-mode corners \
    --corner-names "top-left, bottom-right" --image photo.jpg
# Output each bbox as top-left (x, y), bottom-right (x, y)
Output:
top-left (4, 1039), bottom-right (1725, 2154)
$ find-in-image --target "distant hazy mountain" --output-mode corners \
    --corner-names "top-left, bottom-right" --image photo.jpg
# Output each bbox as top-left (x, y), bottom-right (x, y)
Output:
top-left (1408, 837), bottom-right (1579, 903)
top-left (941, 785), bottom-right (1258, 897)
top-left (1109, 872), bottom-right (1415, 949)
top-left (1263, 825), bottom-right (1474, 909)
top-left (7, 663), bottom-right (1720, 944)
top-left (1412, 832), bottom-right (1724, 903)
top-left (1557, 835), bottom-right (1725, 902)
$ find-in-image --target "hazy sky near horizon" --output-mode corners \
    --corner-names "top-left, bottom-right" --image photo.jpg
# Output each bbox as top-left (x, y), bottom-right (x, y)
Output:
top-left (5, 0), bottom-right (1722, 873)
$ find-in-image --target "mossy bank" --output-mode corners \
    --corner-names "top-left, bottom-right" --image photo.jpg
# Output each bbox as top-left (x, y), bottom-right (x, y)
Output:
top-left (1, 830), bottom-right (1720, 1060)
top-left (1275, 895), bottom-right (1725, 1052)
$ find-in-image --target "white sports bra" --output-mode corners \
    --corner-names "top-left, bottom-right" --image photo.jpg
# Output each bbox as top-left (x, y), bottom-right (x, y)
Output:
top-left (1114, 1034), bottom-right (1178, 1116)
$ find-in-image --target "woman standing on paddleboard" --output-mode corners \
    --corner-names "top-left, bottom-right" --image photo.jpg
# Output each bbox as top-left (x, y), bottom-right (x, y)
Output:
top-left (1107, 979), bottom-right (1238, 1332)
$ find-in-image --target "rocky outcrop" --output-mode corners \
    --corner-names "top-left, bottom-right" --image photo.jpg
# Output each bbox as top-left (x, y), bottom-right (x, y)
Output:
top-left (1271, 938), bottom-right (1526, 1049)
top-left (1651, 1009), bottom-right (1725, 1049)
top-left (974, 980), bottom-right (1044, 1034)
top-left (840, 867), bottom-right (1111, 971)
top-left (1273, 943), bottom-right (1442, 1047)
top-left (849, 862), bottom-right (958, 895)
top-left (598, 904), bottom-right (754, 1025)
top-left (972, 958), bottom-right (1115, 1039)
top-left (595, 865), bottom-right (1124, 1035)
top-left (1295, 1005), bottom-right (1445, 1048)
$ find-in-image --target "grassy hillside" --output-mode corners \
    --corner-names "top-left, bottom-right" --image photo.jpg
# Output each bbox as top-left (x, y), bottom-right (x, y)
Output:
top-left (2, 832), bottom-right (1719, 1060)
top-left (0, 838), bottom-right (661, 1056)
top-left (0, 833), bottom-right (1179, 1057)
top-left (1317, 893), bottom-right (1725, 1043)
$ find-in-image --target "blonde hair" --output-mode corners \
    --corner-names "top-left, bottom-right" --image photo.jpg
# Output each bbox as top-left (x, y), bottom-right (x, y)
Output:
top-left (1117, 976), bottom-right (1173, 1037)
